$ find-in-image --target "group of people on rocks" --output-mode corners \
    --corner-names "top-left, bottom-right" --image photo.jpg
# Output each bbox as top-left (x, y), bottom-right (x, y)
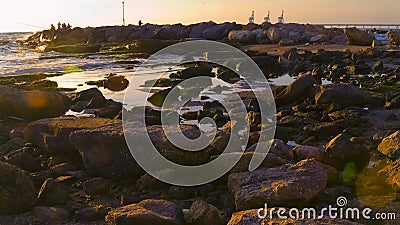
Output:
top-left (50, 22), bottom-right (72, 32)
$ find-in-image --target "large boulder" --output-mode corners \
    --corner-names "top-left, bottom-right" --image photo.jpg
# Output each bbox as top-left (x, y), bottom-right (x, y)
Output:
top-left (154, 24), bottom-right (188, 40)
top-left (386, 31), bottom-right (400, 45)
top-left (203, 22), bottom-right (241, 40)
top-left (315, 84), bottom-right (373, 108)
top-left (275, 73), bottom-right (317, 107)
top-left (344, 28), bottom-right (374, 46)
top-left (69, 121), bottom-right (143, 180)
top-left (105, 199), bottom-right (185, 225)
top-left (0, 162), bottom-right (36, 214)
top-left (187, 200), bottom-right (222, 225)
top-left (23, 117), bottom-right (118, 155)
top-left (228, 30), bottom-right (256, 44)
top-left (323, 133), bottom-right (370, 170)
top-left (267, 27), bottom-right (287, 44)
top-left (189, 22), bottom-right (216, 39)
top-left (378, 131), bottom-right (400, 160)
top-left (227, 159), bottom-right (334, 210)
top-left (0, 85), bottom-right (69, 120)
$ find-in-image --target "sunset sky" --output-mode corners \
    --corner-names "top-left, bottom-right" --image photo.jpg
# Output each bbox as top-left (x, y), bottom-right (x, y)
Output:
top-left (1, 0), bottom-right (399, 32)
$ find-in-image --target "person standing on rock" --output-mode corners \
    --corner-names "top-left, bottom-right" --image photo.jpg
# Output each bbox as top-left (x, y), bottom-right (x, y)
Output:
top-left (57, 21), bottom-right (61, 30)
top-left (138, 20), bottom-right (143, 27)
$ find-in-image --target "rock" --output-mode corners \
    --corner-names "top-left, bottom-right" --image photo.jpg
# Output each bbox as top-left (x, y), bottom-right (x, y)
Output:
top-left (268, 139), bottom-right (292, 160)
top-left (32, 207), bottom-right (69, 223)
top-left (154, 24), bottom-right (187, 40)
top-left (203, 22), bottom-right (241, 40)
top-left (228, 30), bottom-right (256, 44)
top-left (69, 121), bottom-right (143, 180)
top-left (147, 88), bottom-right (175, 107)
top-left (291, 145), bottom-right (323, 162)
top-left (0, 162), bottom-right (36, 214)
top-left (23, 117), bottom-right (118, 155)
top-left (315, 84), bottom-right (373, 108)
top-left (86, 96), bottom-right (107, 109)
top-left (378, 131), bottom-right (400, 160)
top-left (253, 29), bottom-right (271, 44)
top-left (242, 23), bottom-right (260, 31)
top-left (177, 66), bottom-right (214, 80)
top-left (83, 177), bottom-right (112, 195)
top-left (0, 85), bottom-right (68, 120)
top-left (278, 38), bottom-right (294, 46)
top-left (275, 73), bottom-right (317, 107)
top-left (104, 75), bottom-right (129, 92)
top-left (386, 31), bottom-right (400, 45)
top-left (380, 159), bottom-right (400, 191)
top-left (309, 34), bottom-right (329, 43)
top-left (50, 163), bottom-right (73, 176)
top-left (189, 22), bottom-right (216, 39)
top-left (187, 200), bottom-right (222, 225)
top-left (267, 27), bottom-right (286, 44)
top-left (385, 92), bottom-right (400, 109)
top-left (0, 138), bottom-right (26, 155)
top-left (323, 134), bottom-right (369, 171)
top-left (227, 209), bottom-right (362, 225)
top-left (95, 99), bottom-right (123, 119)
top-left (72, 88), bottom-right (103, 102)
top-left (36, 178), bottom-right (70, 206)
top-left (227, 159), bottom-right (330, 210)
top-left (105, 199), bottom-right (185, 225)
top-left (344, 28), bottom-right (374, 46)
top-left (5, 147), bottom-right (42, 172)
top-left (74, 207), bottom-right (100, 222)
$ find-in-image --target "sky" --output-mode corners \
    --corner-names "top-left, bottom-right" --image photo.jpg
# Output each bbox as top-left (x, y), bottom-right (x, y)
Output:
top-left (0, 0), bottom-right (399, 32)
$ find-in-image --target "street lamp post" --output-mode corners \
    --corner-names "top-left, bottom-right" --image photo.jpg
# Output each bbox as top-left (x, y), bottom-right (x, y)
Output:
top-left (122, 1), bottom-right (125, 26)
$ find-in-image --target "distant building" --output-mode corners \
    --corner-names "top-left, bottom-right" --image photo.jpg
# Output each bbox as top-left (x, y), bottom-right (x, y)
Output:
top-left (264, 11), bottom-right (270, 23)
top-left (249, 11), bottom-right (255, 24)
top-left (277, 10), bottom-right (284, 24)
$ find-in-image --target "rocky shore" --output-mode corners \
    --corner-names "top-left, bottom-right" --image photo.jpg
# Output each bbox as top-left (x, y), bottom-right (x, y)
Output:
top-left (0, 23), bottom-right (399, 224)
top-left (24, 21), bottom-right (400, 54)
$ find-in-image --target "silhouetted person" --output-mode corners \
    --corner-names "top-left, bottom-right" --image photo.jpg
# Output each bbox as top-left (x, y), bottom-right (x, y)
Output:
top-left (50, 24), bottom-right (56, 39)
top-left (57, 22), bottom-right (61, 30)
top-left (62, 23), bottom-right (67, 30)
top-left (67, 23), bottom-right (72, 30)
top-left (138, 20), bottom-right (142, 27)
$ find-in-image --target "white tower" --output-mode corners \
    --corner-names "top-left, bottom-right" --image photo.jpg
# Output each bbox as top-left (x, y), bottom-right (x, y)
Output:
top-left (264, 11), bottom-right (270, 23)
top-left (277, 10), bottom-right (284, 24)
top-left (249, 11), bottom-right (255, 24)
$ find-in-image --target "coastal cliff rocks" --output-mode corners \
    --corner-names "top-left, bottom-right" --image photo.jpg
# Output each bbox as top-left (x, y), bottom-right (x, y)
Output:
top-left (0, 162), bottom-right (36, 214)
top-left (105, 199), bottom-right (185, 225)
top-left (0, 85), bottom-right (69, 121)
top-left (344, 27), bottom-right (375, 46)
